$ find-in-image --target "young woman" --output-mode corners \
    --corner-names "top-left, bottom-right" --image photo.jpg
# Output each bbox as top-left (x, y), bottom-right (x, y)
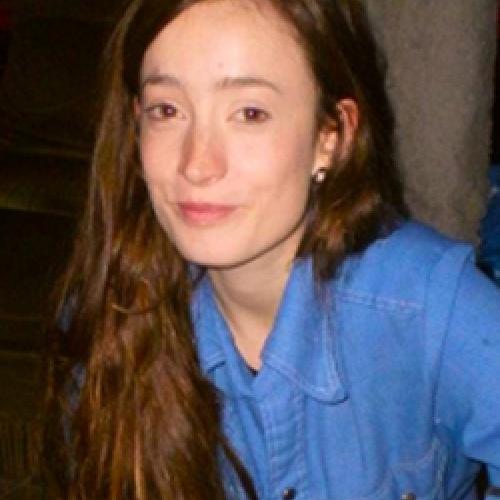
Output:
top-left (44, 0), bottom-right (500, 498)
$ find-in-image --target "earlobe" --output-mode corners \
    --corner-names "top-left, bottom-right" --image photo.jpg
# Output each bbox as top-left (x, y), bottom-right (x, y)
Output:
top-left (312, 167), bottom-right (328, 184)
top-left (313, 98), bottom-right (359, 176)
top-left (313, 121), bottom-right (339, 177)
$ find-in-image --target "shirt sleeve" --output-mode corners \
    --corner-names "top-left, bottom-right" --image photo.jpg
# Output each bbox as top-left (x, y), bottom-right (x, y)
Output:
top-left (434, 250), bottom-right (500, 490)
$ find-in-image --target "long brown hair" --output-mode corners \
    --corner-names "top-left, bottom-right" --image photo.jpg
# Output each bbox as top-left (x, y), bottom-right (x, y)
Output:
top-left (43, 0), bottom-right (405, 498)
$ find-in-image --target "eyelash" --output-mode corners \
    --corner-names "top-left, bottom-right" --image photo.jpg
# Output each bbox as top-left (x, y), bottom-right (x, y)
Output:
top-left (233, 107), bottom-right (271, 123)
top-left (143, 103), bottom-right (181, 121)
top-left (142, 103), bottom-right (271, 124)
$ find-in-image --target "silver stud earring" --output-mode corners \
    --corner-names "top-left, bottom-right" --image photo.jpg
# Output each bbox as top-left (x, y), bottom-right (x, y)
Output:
top-left (313, 168), bottom-right (328, 184)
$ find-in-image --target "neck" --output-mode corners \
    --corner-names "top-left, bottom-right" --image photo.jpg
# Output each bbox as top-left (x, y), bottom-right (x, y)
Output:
top-left (208, 228), bottom-right (303, 369)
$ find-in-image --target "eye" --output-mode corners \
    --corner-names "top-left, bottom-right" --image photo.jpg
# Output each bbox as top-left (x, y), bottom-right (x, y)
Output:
top-left (233, 106), bottom-right (271, 123)
top-left (143, 102), bottom-right (182, 121)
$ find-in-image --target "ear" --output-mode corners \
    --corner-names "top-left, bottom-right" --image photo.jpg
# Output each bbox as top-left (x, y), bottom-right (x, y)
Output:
top-left (133, 96), bottom-right (142, 122)
top-left (313, 98), bottom-right (359, 176)
top-left (133, 97), bottom-right (144, 148)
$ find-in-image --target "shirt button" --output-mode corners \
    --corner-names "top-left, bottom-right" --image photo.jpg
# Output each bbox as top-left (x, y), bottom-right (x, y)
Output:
top-left (282, 487), bottom-right (297, 499)
top-left (401, 493), bottom-right (416, 500)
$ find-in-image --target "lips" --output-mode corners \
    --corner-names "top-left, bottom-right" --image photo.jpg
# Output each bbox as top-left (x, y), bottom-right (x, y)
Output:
top-left (177, 202), bottom-right (237, 224)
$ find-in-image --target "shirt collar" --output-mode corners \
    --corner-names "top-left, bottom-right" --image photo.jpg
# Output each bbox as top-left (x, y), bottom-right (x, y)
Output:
top-left (191, 257), bottom-right (347, 403)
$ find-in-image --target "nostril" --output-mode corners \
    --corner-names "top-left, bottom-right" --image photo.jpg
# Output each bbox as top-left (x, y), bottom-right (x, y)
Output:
top-left (181, 160), bottom-right (226, 186)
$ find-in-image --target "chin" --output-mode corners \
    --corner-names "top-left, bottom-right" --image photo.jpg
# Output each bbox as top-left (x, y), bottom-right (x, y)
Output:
top-left (174, 243), bottom-right (246, 269)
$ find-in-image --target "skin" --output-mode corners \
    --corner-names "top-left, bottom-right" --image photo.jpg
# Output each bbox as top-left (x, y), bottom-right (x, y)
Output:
top-left (138, 0), bottom-right (357, 368)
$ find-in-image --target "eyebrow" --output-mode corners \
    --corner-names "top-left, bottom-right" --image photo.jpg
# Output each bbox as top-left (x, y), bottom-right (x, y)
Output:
top-left (215, 76), bottom-right (282, 94)
top-left (140, 73), bottom-right (282, 94)
top-left (141, 73), bottom-right (181, 91)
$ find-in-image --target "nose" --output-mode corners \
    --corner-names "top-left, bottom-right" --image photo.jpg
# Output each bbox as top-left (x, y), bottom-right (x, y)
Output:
top-left (180, 122), bottom-right (227, 186)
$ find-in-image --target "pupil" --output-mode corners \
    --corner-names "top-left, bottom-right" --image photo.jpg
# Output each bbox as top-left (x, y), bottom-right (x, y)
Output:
top-left (247, 108), bottom-right (258, 119)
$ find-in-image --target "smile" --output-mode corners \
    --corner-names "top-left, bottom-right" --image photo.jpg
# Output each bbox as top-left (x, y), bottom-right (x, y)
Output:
top-left (177, 202), bottom-right (238, 224)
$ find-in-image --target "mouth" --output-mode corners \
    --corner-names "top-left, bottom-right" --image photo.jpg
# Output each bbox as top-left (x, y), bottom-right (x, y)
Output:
top-left (177, 202), bottom-right (238, 224)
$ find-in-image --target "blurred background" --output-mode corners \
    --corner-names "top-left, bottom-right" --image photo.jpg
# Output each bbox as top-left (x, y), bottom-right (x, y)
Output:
top-left (0, 1), bottom-right (498, 498)
top-left (0, 1), bottom-right (125, 497)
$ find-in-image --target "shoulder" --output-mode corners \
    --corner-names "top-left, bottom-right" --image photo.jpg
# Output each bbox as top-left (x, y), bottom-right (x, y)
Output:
top-left (333, 220), bottom-right (475, 309)
top-left (329, 221), bottom-right (500, 389)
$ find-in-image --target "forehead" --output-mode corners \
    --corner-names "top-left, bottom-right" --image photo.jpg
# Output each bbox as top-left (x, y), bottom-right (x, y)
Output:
top-left (140, 0), bottom-right (315, 94)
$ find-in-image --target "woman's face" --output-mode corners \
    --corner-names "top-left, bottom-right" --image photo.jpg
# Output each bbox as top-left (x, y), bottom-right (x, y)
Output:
top-left (138, 0), bottom-right (341, 269)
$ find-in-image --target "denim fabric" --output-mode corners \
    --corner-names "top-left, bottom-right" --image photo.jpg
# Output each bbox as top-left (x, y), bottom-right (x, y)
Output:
top-left (192, 221), bottom-right (500, 500)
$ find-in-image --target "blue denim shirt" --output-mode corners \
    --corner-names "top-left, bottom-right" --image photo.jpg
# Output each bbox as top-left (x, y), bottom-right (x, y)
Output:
top-left (191, 222), bottom-right (500, 500)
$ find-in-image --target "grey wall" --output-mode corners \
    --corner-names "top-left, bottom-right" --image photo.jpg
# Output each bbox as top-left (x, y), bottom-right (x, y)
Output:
top-left (364, 0), bottom-right (497, 242)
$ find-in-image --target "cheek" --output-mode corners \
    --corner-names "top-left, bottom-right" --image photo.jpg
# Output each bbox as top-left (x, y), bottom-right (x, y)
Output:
top-left (232, 132), bottom-right (314, 199)
top-left (139, 133), bottom-right (180, 189)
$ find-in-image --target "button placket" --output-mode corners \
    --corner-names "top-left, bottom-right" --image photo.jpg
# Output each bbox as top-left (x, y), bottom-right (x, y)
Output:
top-left (401, 493), bottom-right (416, 500)
top-left (256, 375), bottom-right (308, 500)
top-left (282, 487), bottom-right (297, 499)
